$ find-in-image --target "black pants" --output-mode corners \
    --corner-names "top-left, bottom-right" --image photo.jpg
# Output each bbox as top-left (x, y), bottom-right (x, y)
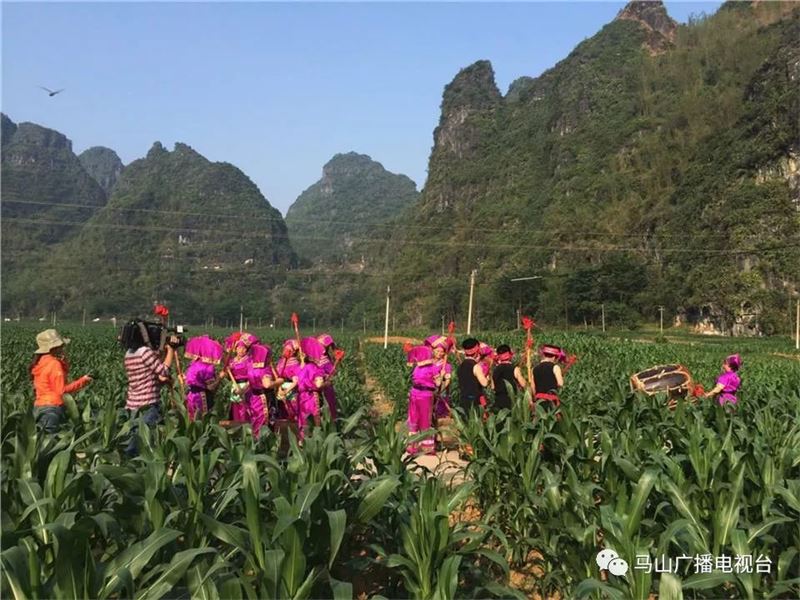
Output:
top-left (35, 406), bottom-right (66, 433)
top-left (125, 403), bottom-right (162, 457)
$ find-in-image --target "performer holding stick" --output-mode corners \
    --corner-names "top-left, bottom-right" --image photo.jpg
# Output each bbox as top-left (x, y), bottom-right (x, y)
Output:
top-left (183, 335), bottom-right (223, 421)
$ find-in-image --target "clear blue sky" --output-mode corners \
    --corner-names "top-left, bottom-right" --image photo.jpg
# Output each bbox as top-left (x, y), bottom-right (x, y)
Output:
top-left (2, 1), bottom-right (721, 214)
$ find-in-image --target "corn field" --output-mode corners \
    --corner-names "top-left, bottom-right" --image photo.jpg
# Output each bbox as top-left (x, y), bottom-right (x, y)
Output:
top-left (2, 324), bottom-right (799, 598)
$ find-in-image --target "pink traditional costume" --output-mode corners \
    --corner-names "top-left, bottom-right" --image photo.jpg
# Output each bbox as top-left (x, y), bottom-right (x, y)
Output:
top-left (183, 336), bottom-right (223, 420)
top-left (225, 332), bottom-right (258, 422)
top-left (425, 334), bottom-right (454, 419)
top-left (406, 345), bottom-right (438, 455)
top-left (297, 337), bottom-right (326, 430)
top-left (316, 333), bottom-right (338, 421)
top-left (710, 354), bottom-right (742, 408)
top-left (247, 344), bottom-right (275, 436)
top-left (275, 339), bottom-right (302, 422)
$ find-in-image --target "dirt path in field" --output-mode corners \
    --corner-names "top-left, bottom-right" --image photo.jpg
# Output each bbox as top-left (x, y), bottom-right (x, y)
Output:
top-left (357, 341), bottom-right (394, 419)
top-left (357, 338), bottom-right (469, 481)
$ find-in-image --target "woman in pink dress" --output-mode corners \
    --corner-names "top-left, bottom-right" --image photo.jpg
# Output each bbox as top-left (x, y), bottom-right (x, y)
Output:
top-left (406, 344), bottom-right (439, 455)
top-left (275, 339), bottom-right (302, 422)
top-left (225, 332), bottom-right (258, 422)
top-left (248, 343), bottom-right (280, 436)
top-left (703, 354), bottom-right (742, 409)
top-left (183, 336), bottom-right (223, 420)
top-left (297, 337), bottom-right (326, 431)
top-left (425, 335), bottom-right (453, 419)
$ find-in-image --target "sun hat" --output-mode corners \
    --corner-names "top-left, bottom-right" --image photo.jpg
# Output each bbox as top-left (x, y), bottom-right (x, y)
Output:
top-left (35, 329), bottom-right (70, 354)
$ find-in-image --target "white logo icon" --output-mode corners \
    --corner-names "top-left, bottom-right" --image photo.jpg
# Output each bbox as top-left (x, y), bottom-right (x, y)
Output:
top-left (596, 550), bottom-right (629, 576)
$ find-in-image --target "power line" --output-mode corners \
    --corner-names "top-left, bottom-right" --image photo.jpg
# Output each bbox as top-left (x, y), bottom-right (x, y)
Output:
top-left (5, 216), bottom-right (798, 255)
top-left (4, 197), bottom-right (786, 240)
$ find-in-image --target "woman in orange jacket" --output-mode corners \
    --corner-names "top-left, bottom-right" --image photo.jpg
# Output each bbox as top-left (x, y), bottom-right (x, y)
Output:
top-left (31, 329), bottom-right (92, 433)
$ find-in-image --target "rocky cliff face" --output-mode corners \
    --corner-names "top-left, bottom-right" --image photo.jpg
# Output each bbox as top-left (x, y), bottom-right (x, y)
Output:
top-left (3, 130), bottom-right (296, 317)
top-left (1, 114), bottom-right (107, 245)
top-left (78, 146), bottom-right (125, 195)
top-left (285, 152), bottom-right (418, 264)
top-left (615, 0), bottom-right (677, 53)
top-left (377, 1), bottom-right (800, 331)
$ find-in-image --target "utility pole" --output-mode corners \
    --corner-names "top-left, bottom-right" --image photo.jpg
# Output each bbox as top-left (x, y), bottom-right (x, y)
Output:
top-left (239, 306), bottom-right (243, 332)
top-left (659, 306), bottom-right (665, 335)
top-left (467, 269), bottom-right (476, 335)
top-left (384, 286), bottom-right (390, 349)
top-left (601, 304), bottom-right (605, 333)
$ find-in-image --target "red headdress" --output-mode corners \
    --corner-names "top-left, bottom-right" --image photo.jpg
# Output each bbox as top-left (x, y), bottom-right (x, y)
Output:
top-left (495, 347), bottom-right (514, 362)
top-left (224, 331), bottom-right (242, 352)
top-left (540, 344), bottom-right (567, 363)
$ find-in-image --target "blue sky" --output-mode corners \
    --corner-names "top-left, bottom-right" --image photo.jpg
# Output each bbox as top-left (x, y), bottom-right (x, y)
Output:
top-left (2, 1), bottom-right (721, 214)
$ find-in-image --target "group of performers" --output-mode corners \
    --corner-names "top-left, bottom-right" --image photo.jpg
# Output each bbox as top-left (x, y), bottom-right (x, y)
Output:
top-left (180, 331), bottom-right (343, 436)
top-left (28, 314), bottom-right (743, 451)
top-left (403, 333), bottom-right (744, 455)
top-left (403, 333), bottom-right (578, 455)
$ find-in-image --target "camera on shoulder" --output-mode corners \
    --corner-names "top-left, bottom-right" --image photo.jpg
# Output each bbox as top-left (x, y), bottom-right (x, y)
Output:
top-left (120, 319), bottom-right (188, 351)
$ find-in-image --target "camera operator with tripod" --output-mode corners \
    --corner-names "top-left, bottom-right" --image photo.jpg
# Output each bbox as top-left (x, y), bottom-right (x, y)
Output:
top-left (120, 317), bottom-right (178, 457)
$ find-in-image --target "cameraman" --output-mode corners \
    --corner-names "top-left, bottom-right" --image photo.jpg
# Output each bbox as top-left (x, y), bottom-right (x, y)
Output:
top-left (123, 321), bottom-right (174, 457)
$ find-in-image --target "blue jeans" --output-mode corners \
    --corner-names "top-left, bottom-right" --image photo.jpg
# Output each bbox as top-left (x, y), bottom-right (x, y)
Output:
top-left (125, 403), bottom-right (162, 457)
top-left (35, 406), bottom-right (66, 433)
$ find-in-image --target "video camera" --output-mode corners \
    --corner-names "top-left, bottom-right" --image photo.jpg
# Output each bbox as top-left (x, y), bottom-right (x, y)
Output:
top-left (120, 319), bottom-right (188, 352)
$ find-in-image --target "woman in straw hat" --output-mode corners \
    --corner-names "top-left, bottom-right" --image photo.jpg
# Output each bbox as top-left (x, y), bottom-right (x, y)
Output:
top-left (30, 329), bottom-right (92, 433)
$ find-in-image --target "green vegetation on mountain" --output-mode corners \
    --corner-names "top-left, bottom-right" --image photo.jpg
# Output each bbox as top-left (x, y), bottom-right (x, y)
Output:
top-left (285, 152), bottom-right (419, 265)
top-left (1, 114), bottom-right (108, 305)
top-left (4, 139), bottom-right (296, 321)
top-left (3, 1), bottom-right (798, 332)
top-left (78, 146), bottom-right (125, 195)
top-left (371, 0), bottom-right (800, 332)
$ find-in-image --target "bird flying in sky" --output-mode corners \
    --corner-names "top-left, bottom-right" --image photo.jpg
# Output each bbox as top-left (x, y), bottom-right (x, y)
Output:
top-left (38, 86), bottom-right (64, 97)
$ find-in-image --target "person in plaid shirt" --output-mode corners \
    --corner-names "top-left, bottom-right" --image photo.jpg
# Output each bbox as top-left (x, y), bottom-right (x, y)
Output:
top-left (123, 322), bottom-right (174, 456)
